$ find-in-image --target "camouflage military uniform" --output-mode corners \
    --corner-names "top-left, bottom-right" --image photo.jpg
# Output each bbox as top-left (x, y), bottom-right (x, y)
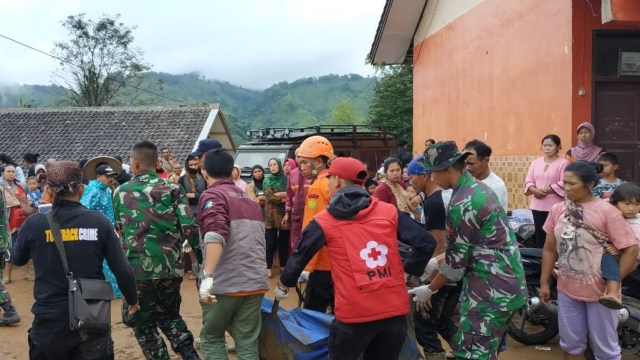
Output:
top-left (0, 186), bottom-right (11, 304)
top-left (114, 171), bottom-right (201, 360)
top-left (441, 172), bottom-right (526, 360)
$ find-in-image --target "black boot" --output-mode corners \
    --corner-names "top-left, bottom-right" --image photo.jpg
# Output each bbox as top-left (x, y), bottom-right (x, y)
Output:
top-left (0, 301), bottom-right (20, 326)
top-left (177, 343), bottom-right (200, 360)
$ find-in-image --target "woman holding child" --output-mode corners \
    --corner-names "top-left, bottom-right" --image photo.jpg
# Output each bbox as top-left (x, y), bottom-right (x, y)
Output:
top-left (540, 161), bottom-right (638, 360)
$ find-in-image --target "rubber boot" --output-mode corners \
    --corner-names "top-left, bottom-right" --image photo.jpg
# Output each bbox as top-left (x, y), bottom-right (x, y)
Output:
top-left (176, 343), bottom-right (201, 360)
top-left (0, 301), bottom-right (20, 326)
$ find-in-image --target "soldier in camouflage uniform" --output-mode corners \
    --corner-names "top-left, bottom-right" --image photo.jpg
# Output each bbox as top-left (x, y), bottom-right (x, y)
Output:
top-left (114, 141), bottom-right (202, 360)
top-left (0, 185), bottom-right (20, 326)
top-left (408, 141), bottom-right (526, 360)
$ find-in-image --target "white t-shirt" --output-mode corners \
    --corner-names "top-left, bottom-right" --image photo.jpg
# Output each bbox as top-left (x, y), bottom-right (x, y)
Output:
top-left (481, 172), bottom-right (509, 211)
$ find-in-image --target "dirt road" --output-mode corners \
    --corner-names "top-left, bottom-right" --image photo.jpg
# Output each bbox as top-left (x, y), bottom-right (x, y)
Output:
top-left (0, 266), bottom-right (587, 359)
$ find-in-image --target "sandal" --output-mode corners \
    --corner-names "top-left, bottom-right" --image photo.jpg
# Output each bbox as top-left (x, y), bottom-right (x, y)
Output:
top-left (599, 295), bottom-right (623, 310)
top-left (446, 352), bottom-right (455, 359)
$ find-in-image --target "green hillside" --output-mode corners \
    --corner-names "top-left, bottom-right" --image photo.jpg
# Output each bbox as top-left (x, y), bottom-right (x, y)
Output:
top-left (0, 72), bottom-right (376, 144)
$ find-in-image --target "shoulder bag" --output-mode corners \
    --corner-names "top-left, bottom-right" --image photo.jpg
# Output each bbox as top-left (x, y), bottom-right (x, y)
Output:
top-left (45, 212), bottom-right (114, 331)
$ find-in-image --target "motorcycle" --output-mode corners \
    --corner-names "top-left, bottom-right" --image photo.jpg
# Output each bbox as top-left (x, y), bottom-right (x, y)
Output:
top-left (508, 247), bottom-right (640, 357)
top-left (507, 247), bottom-right (559, 345)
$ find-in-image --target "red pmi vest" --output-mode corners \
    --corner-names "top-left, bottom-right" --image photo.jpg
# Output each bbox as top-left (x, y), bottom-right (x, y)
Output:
top-left (314, 197), bottom-right (409, 324)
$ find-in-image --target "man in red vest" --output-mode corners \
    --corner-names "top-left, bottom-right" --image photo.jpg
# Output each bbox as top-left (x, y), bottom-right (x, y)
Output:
top-left (275, 157), bottom-right (436, 360)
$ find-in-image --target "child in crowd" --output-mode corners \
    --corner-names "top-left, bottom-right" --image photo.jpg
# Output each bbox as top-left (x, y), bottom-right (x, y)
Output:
top-left (593, 153), bottom-right (624, 201)
top-left (26, 176), bottom-right (42, 208)
top-left (365, 178), bottom-right (378, 195)
top-left (599, 183), bottom-right (640, 309)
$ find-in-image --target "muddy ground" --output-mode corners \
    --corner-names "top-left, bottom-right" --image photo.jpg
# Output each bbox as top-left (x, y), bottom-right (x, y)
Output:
top-left (0, 266), bottom-right (624, 359)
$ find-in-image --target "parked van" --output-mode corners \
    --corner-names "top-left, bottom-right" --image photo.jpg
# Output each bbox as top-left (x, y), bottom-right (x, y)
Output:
top-left (234, 125), bottom-right (397, 180)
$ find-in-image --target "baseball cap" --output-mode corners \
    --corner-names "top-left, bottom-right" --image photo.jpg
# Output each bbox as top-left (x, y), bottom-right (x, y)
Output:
top-left (407, 156), bottom-right (430, 175)
top-left (96, 164), bottom-right (118, 176)
top-left (423, 141), bottom-right (471, 171)
top-left (191, 139), bottom-right (222, 157)
top-left (324, 157), bottom-right (367, 185)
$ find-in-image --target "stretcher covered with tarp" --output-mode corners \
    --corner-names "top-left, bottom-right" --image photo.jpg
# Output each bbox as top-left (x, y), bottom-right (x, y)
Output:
top-left (259, 297), bottom-right (421, 360)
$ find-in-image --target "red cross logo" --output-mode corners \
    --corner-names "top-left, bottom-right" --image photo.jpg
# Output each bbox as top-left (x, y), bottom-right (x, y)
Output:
top-left (360, 240), bottom-right (389, 269)
top-left (368, 248), bottom-right (382, 261)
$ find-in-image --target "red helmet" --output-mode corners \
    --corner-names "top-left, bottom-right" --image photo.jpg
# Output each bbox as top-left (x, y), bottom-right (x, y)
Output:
top-left (299, 136), bottom-right (335, 160)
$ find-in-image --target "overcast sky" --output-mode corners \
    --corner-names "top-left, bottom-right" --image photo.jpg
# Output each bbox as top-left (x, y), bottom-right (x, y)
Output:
top-left (0, 0), bottom-right (385, 89)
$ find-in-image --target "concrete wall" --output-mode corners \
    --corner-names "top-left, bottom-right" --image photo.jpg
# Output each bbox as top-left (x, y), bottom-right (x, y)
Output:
top-left (412, 0), bottom-right (574, 157)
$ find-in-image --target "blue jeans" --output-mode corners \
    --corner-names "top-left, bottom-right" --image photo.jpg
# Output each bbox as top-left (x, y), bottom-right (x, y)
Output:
top-left (601, 253), bottom-right (620, 282)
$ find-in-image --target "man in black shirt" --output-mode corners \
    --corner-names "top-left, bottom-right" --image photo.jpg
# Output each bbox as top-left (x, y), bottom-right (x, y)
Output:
top-left (11, 161), bottom-right (138, 360)
top-left (396, 140), bottom-right (413, 167)
top-left (407, 156), bottom-right (461, 360)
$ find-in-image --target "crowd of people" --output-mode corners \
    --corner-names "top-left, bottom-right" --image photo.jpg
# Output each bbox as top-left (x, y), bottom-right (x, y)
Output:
top-left (0, 120), bottom-right (639, 360)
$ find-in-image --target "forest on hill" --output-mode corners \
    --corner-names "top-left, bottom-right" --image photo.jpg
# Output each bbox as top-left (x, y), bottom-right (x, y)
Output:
top-left (0, 72), bottom-right (376, 144)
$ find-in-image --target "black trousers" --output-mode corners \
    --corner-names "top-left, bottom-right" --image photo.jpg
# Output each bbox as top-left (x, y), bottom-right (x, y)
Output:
top-left (304, 270), bottom-right (334, 313)
top-left (28, 317), bottom-right (114, 360)
top-left (329, 315), bottom-right (407, 360)
top-left (531, 210), bottom-right (549, 248)
top-left (266, 228), bottom-right (290, 269)
top-left (414, 282), bottom-right (462, 354)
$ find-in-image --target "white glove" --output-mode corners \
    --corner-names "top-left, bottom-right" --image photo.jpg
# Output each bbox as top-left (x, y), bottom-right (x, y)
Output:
top-left (424, 257), bottom-right (440, 281)
top-left (408, 285), bottom-right (437, 303)
top-left (298, 271), bottom-right (310, 283)
top-left (274, 285), bottom-right (289, 300)
top-left (182, 240), bottom-right (192, 253)
top-left (199, 277), bottom-right (217, 304)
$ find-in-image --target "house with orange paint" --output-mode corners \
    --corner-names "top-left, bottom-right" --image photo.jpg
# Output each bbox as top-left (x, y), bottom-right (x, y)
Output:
top-left (370, 0), bottom-right (640, 208)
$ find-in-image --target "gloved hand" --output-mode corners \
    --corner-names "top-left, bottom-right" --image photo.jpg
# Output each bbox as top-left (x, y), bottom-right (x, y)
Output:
top-left (274, 284), bottom-right (289, 300)
top-left (424, 257), bottom-right (440, 281)
top-left (298, 271), bottom-right (310, 283)
top-left (182, 240), bottom-right (192, 253)
top-left (408, 285), bottom-right (437, 303)
top-left (199, 277), bottom-right (217, 304)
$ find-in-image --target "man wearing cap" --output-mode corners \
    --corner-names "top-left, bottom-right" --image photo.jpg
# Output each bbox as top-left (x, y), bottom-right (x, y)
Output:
top-left (408, 141), bottom-right (525, 360)
top-left (113, 141), bottom-right (202, 360)
top-left (407, 156), bottom-right (461, 360)
top-left (80, 163), bottom-right (122, 299)
top-left (275, 157), bottom-right (435, 360)
top-left (11, 161), bottom-right (138, 358)
top-left (191, 139), bottom-right (222, 173)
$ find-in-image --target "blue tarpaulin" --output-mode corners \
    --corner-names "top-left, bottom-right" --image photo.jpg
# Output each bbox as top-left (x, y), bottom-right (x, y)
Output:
top-left (259, 298), bottom-right (420, 360)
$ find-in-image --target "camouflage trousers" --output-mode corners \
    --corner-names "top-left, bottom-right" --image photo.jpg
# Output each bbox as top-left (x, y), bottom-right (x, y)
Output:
top-left (122, 277), bottom-right (195, 360)
top-left (451, 299), bottom-right (515, 360)
top-left (0, 254), bottom-right (9, 304)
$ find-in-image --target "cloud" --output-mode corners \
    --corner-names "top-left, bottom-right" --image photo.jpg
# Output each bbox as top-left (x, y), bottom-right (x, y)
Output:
top-left (0, 0), bottom-right (384, 89)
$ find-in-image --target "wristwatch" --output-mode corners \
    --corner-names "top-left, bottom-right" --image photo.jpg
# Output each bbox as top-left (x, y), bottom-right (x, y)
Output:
top-left (277, 283), bottom-right (289, 293)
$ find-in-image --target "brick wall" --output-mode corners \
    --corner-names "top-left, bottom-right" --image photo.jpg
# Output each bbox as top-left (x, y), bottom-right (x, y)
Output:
top-left (490, 155), bottom-right (537, 210)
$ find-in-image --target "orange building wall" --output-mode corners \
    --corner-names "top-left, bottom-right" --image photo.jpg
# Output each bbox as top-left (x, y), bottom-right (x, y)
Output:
top-left (608, 0), bottom-right (640, 22)
top-left (413, 0), bottom-right (574, 156)
top-left (571, 0), bottom-right (640, 144)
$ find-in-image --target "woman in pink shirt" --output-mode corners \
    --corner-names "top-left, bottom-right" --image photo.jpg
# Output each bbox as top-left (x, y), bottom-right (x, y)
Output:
top-left (524, 134), bottom-right (569, 248)
top-left (539, 161), bottom-right (638, 360)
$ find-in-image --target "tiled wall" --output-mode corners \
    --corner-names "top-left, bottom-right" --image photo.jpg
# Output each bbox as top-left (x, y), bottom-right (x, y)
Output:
top-left (490, 155), bottom-right (537, 210)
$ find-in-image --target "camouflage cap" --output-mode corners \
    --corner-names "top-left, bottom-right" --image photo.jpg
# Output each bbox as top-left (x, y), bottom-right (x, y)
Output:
top-left (423, 141), bottom-right (471, 171)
